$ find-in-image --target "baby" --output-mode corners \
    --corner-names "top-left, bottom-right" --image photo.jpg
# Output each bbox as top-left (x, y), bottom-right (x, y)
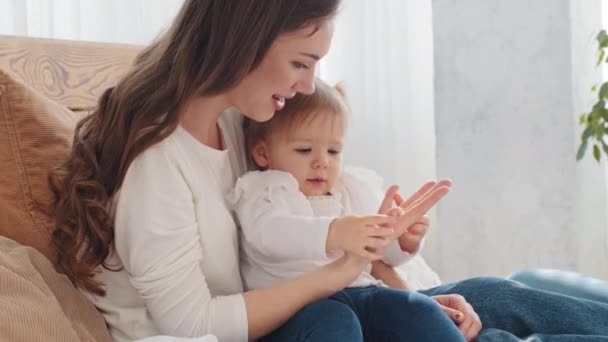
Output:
top-left (228, 78), bottom-right (459, 341)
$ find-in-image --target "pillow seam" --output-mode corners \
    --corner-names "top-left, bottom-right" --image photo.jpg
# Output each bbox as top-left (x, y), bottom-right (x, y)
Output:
top-left (0, 81), bottom-right (53, 243)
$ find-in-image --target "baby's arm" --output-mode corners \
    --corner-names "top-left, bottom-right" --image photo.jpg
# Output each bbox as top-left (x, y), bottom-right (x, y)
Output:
top-left (370, 260), bottom-right (413, 290)
top-left (232, 171), bottom-right (394, 262)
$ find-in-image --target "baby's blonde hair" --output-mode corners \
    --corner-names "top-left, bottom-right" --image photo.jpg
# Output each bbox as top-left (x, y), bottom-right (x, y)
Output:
top-left (243, 78), bottom-right (351, 169)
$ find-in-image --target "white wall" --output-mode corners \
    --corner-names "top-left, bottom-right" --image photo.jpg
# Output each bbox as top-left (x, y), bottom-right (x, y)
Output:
top-left (432, 0), bottom-right (608, 281)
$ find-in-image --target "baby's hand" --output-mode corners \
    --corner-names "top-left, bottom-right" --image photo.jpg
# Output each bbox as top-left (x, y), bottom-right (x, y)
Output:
top-left (326, 215), bottom-right (395, 261)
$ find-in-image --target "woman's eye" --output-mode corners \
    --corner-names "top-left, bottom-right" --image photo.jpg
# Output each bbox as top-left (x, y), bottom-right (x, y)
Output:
top-left (291, 62), bottom-right (309, 70)
top-left (294, 148), bottom-right (312, 154)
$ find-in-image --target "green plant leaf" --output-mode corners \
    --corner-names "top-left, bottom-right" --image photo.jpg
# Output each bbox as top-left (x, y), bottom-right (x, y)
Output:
top-left (598, 82), bottom-right (608, 99)
top-left (592, 85), bottom-right (597, 92)
top-left (601, 140), bottom-right (608, 156)
top-left (582, 126), bottom-right (593, 140)
top-left (598, 49), bottom-right (606, 67)
top-left (592, 100), bottom-right (606, 116)
top-left (597, 30), bottom-right (608, 48)
top-left (577, 140), bottom-right (588, 160)
top-left (600, 83), bottom-right (608, 100)
top-left (594, 144), bottom-right (601, 161)
top-left (579, 113), bottom-right (587, 125)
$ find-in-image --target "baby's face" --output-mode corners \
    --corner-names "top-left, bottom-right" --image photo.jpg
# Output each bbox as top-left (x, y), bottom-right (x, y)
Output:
top-left (266, 113), bottom-right (345, 196)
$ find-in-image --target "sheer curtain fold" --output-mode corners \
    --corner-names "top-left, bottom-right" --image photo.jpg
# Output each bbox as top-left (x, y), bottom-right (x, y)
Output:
top-left (320, 0), bottom-right (440, 268)
top-left (0, 0), bottom-right (182, 44)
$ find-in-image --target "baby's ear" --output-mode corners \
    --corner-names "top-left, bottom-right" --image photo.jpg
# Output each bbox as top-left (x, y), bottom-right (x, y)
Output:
top-left (250, 141), bottom-right (270, 169)
top-left (334, 82), bottom-right (347, 98)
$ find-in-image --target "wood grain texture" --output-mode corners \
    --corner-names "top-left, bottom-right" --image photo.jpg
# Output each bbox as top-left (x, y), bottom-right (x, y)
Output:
top-left (0, 35), bottom-right (141, 110)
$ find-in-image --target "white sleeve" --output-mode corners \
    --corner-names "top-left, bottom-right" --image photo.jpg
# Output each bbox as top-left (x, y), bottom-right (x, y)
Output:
top-left (382, 240), bottom-right (416, 267)
top-left (114, 146), bottom-right (247, 342)
top-left (231, 172), bottom-right (334, 262)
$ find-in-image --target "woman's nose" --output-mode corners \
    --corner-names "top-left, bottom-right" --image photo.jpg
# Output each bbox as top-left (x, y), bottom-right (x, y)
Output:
top-left (294, 70), bottom-right (316, 95)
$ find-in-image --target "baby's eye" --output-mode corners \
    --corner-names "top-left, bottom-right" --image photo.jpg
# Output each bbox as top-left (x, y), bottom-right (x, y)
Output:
top-left (294, 148), bottom-right (312, 154)
top-left (328, 149), bottom-right (341, 155)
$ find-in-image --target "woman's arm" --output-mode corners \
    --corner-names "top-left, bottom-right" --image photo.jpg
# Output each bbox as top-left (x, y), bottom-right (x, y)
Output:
top-left (244, 255), bottom-right (366, 339)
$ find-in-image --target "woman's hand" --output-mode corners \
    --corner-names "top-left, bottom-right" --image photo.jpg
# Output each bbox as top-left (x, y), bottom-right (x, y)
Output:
top-left (432, 294), bottom-right (482, 341)
top-left (378, 181), bottom-right (452, 253)
top-left (327, 215), bottom-right (396, 261)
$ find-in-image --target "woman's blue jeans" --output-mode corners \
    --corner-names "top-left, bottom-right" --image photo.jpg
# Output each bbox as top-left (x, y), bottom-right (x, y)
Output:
top-left (508, 268), bottom-right (608, 305)
top-left (258, 286), bottom-right (465, 342)
top-left (260, 276), bottom-right (608, 341)
top-left (420, 277), bottom-right (608, 341)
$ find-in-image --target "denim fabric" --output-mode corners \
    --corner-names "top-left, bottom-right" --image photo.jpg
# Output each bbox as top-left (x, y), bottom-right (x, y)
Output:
top-left (258, 286), bottom-right (464, 342)
top-left (420, 277), bottom-right (608, 341)
top-left (508, 268), bottom-right (608, 305)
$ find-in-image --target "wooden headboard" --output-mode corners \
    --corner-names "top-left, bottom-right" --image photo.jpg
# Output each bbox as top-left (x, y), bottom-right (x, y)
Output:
top-left (0, 35), bottom-right (141, 110)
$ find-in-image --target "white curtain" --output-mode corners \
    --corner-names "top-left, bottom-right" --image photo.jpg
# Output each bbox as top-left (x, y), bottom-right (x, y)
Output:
top-left (0, 0), bottom-right (182, 44)
top-left (319, 0), bottom-right (441, 267)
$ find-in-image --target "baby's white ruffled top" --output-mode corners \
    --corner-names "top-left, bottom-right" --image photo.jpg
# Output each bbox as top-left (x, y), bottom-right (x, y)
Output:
top-left (229, 167), bottom-right (417, 291)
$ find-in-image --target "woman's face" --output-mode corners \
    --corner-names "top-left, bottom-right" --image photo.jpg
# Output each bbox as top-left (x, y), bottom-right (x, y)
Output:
top-left (229, 21), bottom-right (334, 122)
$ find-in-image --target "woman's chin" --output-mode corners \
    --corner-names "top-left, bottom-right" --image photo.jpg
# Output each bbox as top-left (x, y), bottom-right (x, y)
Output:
top-left (249, 109), bottom-right (276, 122)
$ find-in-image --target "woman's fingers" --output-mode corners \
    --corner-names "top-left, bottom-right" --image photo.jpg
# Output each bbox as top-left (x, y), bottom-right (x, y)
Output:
top-left (400, 179), bottom-right (453, 211)
top-left (397, 181), bottom-right (437, 210)
top-left (439, 304), bottom-right (464, 323)
top-left (398, 186), bottom-right (450, 229)
top-left (378, 185), bottom-right (400, 213)
top-left (462, 304), bottom-right (482, 341)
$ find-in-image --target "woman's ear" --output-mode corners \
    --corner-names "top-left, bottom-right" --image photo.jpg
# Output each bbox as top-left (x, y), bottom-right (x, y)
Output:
top-left (251, 141), bottom-right (270, 169)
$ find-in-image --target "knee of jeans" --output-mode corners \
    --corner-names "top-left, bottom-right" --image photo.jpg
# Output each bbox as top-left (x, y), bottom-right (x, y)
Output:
top-left (459, 276), bottom-right (524, 297)
top-left (317, 301), bottom-right (361, 333)
top-left (396, 291), bottom-right (449, 320)
top-left (507, 268), bottom-right (541, 283)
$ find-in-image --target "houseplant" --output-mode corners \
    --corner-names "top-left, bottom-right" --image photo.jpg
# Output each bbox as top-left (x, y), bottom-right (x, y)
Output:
top-left (577, 30), bottom-right (608, 162)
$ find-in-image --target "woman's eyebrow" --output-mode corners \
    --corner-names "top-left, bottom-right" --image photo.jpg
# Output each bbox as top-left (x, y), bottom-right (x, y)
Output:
top-left (300, 52), bottom-right (320, 61)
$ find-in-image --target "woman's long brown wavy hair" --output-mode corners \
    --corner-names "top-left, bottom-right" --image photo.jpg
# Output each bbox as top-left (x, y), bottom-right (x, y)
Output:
top-left (49, 0), bottom-right (341, 296)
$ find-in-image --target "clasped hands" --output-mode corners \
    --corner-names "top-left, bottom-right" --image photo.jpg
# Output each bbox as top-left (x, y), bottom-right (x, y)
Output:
top-left (326, 179), bottom-right (452, 260)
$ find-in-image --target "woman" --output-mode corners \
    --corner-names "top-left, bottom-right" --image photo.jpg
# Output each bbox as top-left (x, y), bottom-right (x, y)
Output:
top-left (48, 1), bottom-right (461, 341)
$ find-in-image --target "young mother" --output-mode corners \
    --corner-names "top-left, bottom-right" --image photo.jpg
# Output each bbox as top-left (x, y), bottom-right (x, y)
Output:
top-left (49, 1), bottom-right (608, 341)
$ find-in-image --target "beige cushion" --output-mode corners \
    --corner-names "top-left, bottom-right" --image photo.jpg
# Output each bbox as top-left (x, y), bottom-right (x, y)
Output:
top-left (0, 69), bottom-right (82, 263)
top-left (0, 70), bottom-right (110, 340)
top-left (0, 236), bottom-right (111, 341)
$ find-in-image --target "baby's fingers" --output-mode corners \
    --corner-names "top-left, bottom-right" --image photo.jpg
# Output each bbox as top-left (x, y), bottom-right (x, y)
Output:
top-left (361, 214), bottom-right (396, 229)
top-left (364, 225), bottom-right (395, 238)
top-left (360, 249), bottom-right (384, 261)
top-left (366, 237), bottom-right (391, 250)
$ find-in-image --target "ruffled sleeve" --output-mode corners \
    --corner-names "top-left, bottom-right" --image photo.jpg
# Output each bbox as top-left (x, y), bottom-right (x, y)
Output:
top-left (228, 170), bottom-right (335, 262)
